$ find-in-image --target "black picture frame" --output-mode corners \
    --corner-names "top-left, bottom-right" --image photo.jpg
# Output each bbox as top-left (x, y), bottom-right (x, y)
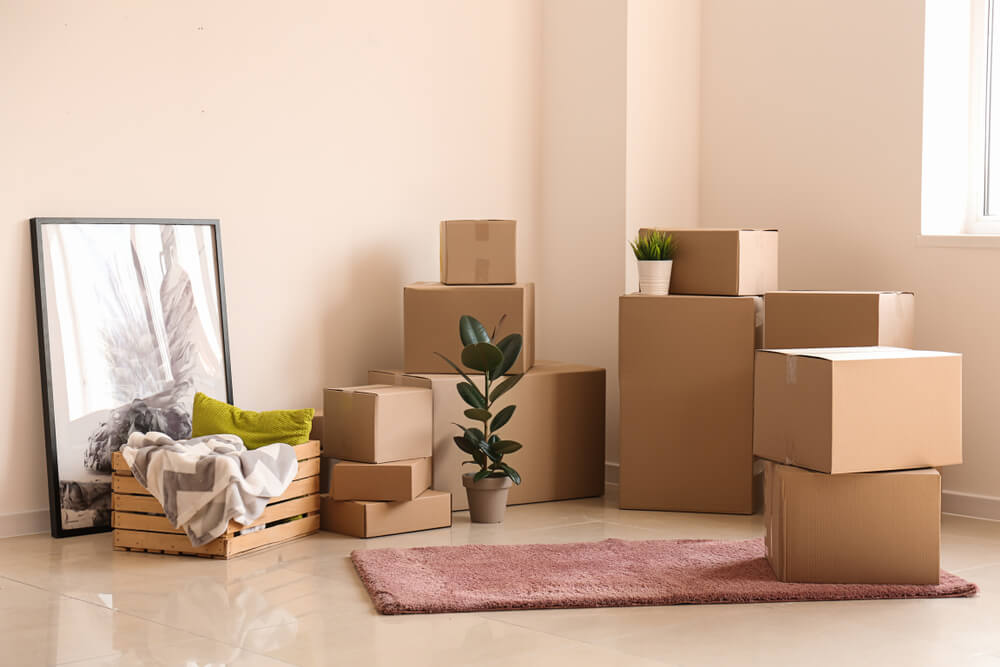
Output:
top-left (30, 217), bottom-right (234, 538)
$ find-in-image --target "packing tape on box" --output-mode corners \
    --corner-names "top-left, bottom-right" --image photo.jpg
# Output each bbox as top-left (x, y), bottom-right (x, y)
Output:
top-left (785, 356), bottom-right (797, 385)
top-left (475, 221), bottom-right (491, 241)
top-left (474, 258), bottom-right (491, 283)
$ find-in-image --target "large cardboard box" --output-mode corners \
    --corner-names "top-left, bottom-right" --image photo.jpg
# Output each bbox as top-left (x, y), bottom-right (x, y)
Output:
top-left (440, 219), bottom-right (517, 285)
top-left (754, 347), bottom-right (962, 474)
top-left (618, 294), bottom-right (763, 513)
top-left (403, 282), bottom-right (535, 374)
top-left (764, 291), bottom-right (914, 349)
top-left (323, 385), bottom-right (433, 463)
top-left (765, 461), bottom-right (941, 584)
top-left (638, 228), bottom-right (778, 296)
top-left (370, 360), bottom-right (605, 511)
top-left (320, 490), bottom-right (452, 538)
top-left (331, 457), bottom-right (432, 502)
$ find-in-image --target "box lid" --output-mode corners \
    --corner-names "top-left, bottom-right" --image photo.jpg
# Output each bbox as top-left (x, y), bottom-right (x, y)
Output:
top-left (759, 346), bottom-right (960, 361)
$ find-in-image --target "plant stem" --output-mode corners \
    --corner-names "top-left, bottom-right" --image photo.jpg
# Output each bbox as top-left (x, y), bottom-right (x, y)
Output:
top-left (482, 371), bottom-right (491, 473)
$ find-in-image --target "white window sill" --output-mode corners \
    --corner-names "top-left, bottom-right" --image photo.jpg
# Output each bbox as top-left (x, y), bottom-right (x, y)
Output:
top-left (917, 233), bottom-right (1000, 248)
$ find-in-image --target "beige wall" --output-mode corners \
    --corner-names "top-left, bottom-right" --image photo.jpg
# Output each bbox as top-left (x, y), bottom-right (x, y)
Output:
top-left (0, 0), bottom-right (543, 533)
top-left (701, 0), bottom-right (1000, 515)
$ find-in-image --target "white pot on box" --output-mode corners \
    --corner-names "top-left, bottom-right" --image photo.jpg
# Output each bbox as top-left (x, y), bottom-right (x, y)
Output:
top-left (637, 260), bottom-right (672, 295)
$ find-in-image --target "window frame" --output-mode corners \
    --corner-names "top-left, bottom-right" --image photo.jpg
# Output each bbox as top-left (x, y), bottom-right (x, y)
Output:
top-left (968, 0), bottom-right (1000, 233)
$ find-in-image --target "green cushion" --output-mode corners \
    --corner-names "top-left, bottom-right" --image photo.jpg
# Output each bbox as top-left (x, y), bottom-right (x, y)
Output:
top-left (191, 392), bottom-right (315, 449)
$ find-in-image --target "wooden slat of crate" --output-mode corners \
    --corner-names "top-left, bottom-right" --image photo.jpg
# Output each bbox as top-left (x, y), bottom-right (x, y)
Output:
top-left (113, 493), bottom-right (320, 535)
top-left (111, 475), bottom-right (318, 516)
top-left (111, 439), bottom-right (320, 475)
top-left (229, 514), bottom-right (320, 557)
top-left (111, 458), bottom-right (320, 496)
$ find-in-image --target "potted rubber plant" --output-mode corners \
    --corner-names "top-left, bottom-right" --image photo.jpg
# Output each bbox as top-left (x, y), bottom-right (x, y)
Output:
top-left (436, 315), bottom-right (523, 523)
top-left (630, 230), bottom-right (676, 295)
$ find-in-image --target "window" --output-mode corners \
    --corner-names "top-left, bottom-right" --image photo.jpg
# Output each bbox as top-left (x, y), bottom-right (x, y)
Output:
top-left (971, 0), bottom-right (1000, 231)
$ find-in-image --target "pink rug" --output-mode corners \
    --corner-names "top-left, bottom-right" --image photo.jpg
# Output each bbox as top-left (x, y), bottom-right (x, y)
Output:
top-left (350, 537), bottom-right (977, 615)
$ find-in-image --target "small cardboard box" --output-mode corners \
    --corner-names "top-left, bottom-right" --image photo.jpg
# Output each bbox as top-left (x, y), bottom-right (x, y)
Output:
top-left (765, 461), bottom-right (941, 584)
top-left (619, 294), bottom-right (763, 513)
top-left (320, 489), bottom-right (452, 538)
top-left (370, 360), bottom-right (605, 511)
top-left (440, 219), bottom-right (517, 285)
top-left (332, 457), bottom-right (432, 502)
top-left (764, 291), bottom-right (915, 349)
top-left (403, 282), bottom-right (535, 374)
top-left (754, 347), bottom-right (963, 473)
top-left (639, 228), bottom-right (778, 296)
top-left (323, 385), bottom-right (433, 463)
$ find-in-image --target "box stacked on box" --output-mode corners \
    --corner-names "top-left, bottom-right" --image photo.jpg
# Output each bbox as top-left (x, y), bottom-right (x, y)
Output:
top-left (319, 384), bottom-right (450, 538)
top-left (619, 228), bottom-right (777, 514)
top-left (754, 292), bottom-right (962, 584)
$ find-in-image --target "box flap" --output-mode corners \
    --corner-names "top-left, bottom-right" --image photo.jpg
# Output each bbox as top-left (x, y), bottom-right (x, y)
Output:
top-left (759, 346), bottom-right (960, 361)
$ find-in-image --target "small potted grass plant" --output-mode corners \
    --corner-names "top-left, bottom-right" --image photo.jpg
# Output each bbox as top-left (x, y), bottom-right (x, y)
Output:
top-left (630, 230), bottom-right (676, 295)
top-left (436, 315), bottom-right (523, 523)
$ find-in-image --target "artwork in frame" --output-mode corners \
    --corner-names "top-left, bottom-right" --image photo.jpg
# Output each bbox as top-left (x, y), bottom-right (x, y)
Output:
top-left (30, 218), bottom-right (233, 537)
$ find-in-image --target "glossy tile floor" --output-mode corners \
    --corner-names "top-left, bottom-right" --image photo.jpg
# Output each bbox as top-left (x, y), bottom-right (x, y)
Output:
top-left (3, 488), bottom-right (999, 667)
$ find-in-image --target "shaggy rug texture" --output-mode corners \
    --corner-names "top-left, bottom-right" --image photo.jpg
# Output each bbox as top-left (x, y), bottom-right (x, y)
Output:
top-left (350, 537), bottom-right (977, 615)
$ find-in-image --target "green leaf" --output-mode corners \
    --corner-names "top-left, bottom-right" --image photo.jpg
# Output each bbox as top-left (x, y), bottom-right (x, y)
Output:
top-left (473, 468), bottom-right (491, 482)
top-left (454, 425), bottom-right (484, 445)
top-left (499, 463), bottom-right (522, 485)
top-left (457, 382), bottom-right (486, 409)
top-left (490, 405), bottom-right (515, 432)
top-left (488, 433), bottom-right (499, 445)
top-left (492, 333), bottom-right (522, 377)
top-left (453, 436), bottom-right (477, 456)
top-left (464, 408), bottom-right (492, 422)
top-left (489, 373), bottom-right (523, 402)
top-left (472, 449), bottom-right (487, 467)
top-left (493, 439), bottom-right (522, 455)
top-left (459, 315), bottom-right (491, 346)
top-left (461, 342), bottom-right (504, 374)
top-left (434, 352), bottom-right (484, 399)
top-left (491, 314), bottom-right (507, 341)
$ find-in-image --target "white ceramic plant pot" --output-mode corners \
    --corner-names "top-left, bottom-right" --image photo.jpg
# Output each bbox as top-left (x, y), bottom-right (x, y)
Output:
top-left (637, 260), bottom-right (672, 295)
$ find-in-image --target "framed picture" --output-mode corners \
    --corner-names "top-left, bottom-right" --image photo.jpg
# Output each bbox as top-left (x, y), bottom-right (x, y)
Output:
top-left (30, 218), bottom-right (233, 537)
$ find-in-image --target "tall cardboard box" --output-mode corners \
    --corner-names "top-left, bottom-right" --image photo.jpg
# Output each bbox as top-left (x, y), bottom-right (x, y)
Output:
top-left (403, 282), bottom-right (535, 374)
top-left (331, 458), bottom-right (432, 502)
top-left (765, 461), bottom-right (941, 584)
top-left (440, 219), bottom-right (517, 285)
top-left (323, 385), bottom-right (433, 463)
top-left (764, 291), bottom-right (914, 349)
top-left (370, 360), bottom-right (605, 511)
top-left (754, 347), bottom-right (962, 473)
top-left (320, 490), bottom-right (452, 538)
top-left (638, 228), bottom-right (778, 296)
top-left (619, 294), bottom-right (763, 513)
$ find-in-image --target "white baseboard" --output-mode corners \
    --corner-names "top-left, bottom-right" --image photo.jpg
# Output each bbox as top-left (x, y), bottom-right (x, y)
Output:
top-left (0, 509), bottom-right (48, 538)
top-left (605, 461), bottom-right (619, 485)
top-left (942, 489), bottom-right (1000, 522)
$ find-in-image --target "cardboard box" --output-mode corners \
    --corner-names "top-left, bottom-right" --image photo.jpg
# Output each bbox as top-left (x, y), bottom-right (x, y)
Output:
top-left (370, 360), bottom-right (605, 511)
top-left (619, 294), bottom-right (763, 513)
top-left (764, 291), bottom-right (914, 349)
top-left (754, 347), bottom-right (962, 474)
top-left (319, 456), bottom-right (338, 495)
top-left (440, 219), bottom-right (517, 285)
top-left (765, 461), bottom-right (941, 584)
top-left (639, 228), bottom-right (778, 296)
top-left (403, 282), bottom-right (535, 374)
top-left (320, 489), bottom-right (452, 538)
top-left (331, 457), bottom-right (432, 502)
top-left (322, 385), bottom-right (433, 463)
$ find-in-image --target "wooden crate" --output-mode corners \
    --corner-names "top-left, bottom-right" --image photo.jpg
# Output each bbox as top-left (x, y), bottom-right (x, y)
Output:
top-left (111, 440), bottom-right (321, 559)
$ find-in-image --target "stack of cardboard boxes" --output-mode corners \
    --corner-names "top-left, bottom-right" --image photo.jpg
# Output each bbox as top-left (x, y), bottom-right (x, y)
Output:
top-left (619, 234), bottom-right (964, 584)
top-left (619, 229), bottom-right (779, 513)
top-left (319, 220), bottom-right (607, 536)
top-left (755, 291), bottom-right (962, 584)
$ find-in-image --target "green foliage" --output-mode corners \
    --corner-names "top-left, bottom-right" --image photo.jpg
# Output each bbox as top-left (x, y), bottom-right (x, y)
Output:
top-left (630, 229), bottom-right (676, 261)
top-left (437, 315), bottom-right (525, 485)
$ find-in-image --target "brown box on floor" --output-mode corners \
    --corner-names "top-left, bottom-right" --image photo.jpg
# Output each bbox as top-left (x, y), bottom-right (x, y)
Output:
top-left (370, 360), bottom-right (605, 511)
top-left (754, 347), bottom-right (962, 473)
top-left (619, 294), bottom-right (763, 514)
top-left (440, 219), bottom-right (517, 285)
top-left (638, 228), bottom-right (778, 296)
top-left (320, 490), bottom-right (452, 538)
top-left (332, 457), bottom-right (432, 502)
top-left (764, 290), bottom-right (914, 349)
top-left (403, 282), bottom-right (535, 374)
top-left (322, 385), bottom-right (432, 463)
top-left (765, 461), bottom-right (941, 584)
